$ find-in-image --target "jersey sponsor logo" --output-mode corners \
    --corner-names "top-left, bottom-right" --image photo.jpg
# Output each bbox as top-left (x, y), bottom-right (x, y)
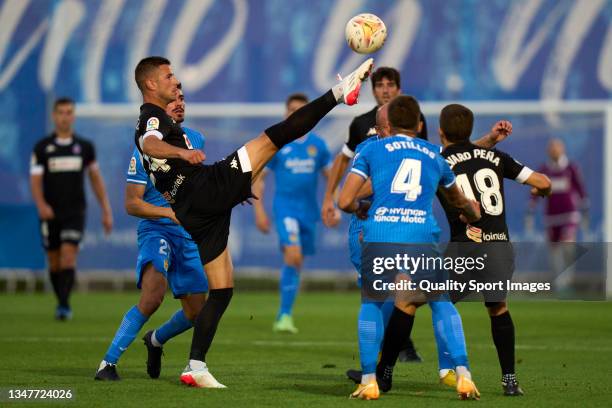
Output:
top-left (183, 134), bottom-right (194, 149)
top-left (230, 158), bottom-right (239, 169)
top-left (128, 156), bottom-right (137, 175)
top-left (164, 174), bottom-right (186, 203)
top-left (466, 225), bottom-right (483, 242)
top-left (307, 145), bottom-right (318, 157)
top-left (373, 206), bottom-right (427, 224)
top-left (146, 117), bottom-right (160, 131)
top-left (550, 176), bottom-right (570, 192)
top-left (48, 156), bottom-right (83, 172)
top-left (284, 157), bottom-right (316, 174)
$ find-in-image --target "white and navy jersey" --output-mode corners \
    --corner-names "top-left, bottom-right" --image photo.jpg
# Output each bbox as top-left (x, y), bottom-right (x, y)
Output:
top-left (351, 135), bottom-right (455, 243)
top-left (343, 106), bottom-right (428, 158)
top-left (134, 103), bottom-right (201, 204)
top-left (30, 134), bottom-right (96, 216)
top-left (439, 142), bottom-right (533, 242)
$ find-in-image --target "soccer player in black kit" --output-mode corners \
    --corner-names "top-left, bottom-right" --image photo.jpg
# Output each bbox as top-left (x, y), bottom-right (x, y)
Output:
top-left (363, 104), bottom-right (551, 396)
top-left (30, 97), bottom-right (113, 320)
top-left (132, 56), bottom-right (374, 388)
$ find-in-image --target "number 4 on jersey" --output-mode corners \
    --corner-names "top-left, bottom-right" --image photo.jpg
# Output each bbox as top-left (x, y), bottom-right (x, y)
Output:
top-left (391, 158), bottom-right (422, 201)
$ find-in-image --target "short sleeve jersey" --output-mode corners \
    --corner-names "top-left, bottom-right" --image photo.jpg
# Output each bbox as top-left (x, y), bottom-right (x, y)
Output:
top-left (266, 132), bottom-right (330, 222)
top-left (439, 142), bottom-right (533, 242)
top-left (127, 126), bottom-right (205, 237)
top-left (351, 135), bottom-right (455, 243)
top-left (30, 134), bottom-right (96, 216)
top-left (134, 103), bottom-right (202, 205)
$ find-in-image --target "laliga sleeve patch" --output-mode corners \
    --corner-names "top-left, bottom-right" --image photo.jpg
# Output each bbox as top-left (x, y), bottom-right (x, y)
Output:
top-left (128, 156), bottom-right (137, 175)
top-left (146, 117), bottom-right (160, 131)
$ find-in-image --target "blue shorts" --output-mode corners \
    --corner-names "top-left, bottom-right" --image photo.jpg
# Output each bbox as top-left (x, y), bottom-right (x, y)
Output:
top-left (136, 230), bottom-right (208, 298)
top-left (274, 214), bottom-right (316, 256)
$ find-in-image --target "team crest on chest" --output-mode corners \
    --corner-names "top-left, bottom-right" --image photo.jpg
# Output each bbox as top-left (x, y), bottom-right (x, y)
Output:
top-left (307, 145), bottom-right (318, 157)
top-left (72, 144), bottom-right (81, 154)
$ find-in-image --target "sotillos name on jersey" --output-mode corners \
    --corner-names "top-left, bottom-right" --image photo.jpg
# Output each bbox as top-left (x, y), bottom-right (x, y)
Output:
top-left (162, 174), bottom-right (186, 204)
top-left (374, 207), bottom-right (427, 224)
top-left (384, 140), bottom-right (436, 159)
top-left (445, 149), bottom-right (501, 169)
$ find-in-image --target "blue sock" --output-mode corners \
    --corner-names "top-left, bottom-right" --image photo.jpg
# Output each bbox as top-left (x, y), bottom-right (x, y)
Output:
top-left (278, 264), bottom-right (299, 318)
top-left (432, 312), bottom-right (454, 370)
top-left (358, 302), bottom-right (384, 374)
top-left (429, 300), bottom-right (469, 368)
top-left (154, 309), bottom-right (193, 345)
top-left (381, 300), bottom-right (394, 328)
top-left (104, 305), bottom-right (149, 364)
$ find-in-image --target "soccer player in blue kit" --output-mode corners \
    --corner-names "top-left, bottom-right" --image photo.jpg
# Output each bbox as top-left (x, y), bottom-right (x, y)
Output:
top-left (96, 85), bottom-right (208, 381)
top-left (339, 96), bottom-right (482, 400)
top-left (252, 93), bottom-right (333, 333)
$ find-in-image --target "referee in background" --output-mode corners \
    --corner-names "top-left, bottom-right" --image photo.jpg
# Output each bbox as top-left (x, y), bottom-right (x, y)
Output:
top-left (30, 97), bottom-right (113, 320)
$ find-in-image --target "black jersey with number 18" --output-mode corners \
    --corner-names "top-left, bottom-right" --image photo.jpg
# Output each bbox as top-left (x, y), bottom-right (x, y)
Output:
top-left (439, 142), bottom-right (533, 242)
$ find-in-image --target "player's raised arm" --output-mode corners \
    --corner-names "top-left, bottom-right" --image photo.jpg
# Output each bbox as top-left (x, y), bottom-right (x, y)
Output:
top-left (473, 120), bottom-right (513, 148)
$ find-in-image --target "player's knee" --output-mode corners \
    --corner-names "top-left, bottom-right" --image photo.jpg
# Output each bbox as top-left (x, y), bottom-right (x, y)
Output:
top-left (485, 301), bottom-right (507, 316)
top-left (139, 291), bottom-right (164, 316)
top-left (284, 249), bottom-right (303, 269)
top-left (59, 253), bottom-right (76, 269)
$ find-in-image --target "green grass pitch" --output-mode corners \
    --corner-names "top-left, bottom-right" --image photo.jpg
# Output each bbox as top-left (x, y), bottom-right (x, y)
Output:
top-left (0, 292), bottom-right (610, 407)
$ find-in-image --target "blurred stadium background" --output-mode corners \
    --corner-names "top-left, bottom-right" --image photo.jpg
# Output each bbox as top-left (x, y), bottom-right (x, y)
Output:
top-left (0, 0), bottom-right (610, 296)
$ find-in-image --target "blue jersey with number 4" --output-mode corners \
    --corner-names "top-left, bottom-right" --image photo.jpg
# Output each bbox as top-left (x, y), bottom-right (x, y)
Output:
top-left (267, 132), bottom-right (330, 222)
top-left (351, 135), bottom-right (455, 243)
top-left (126, 126), bottom-right (205, 238)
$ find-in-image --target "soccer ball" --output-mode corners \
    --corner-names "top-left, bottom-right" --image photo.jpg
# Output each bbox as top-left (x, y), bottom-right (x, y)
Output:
top-left (345, 13), bottom-right (387, 54)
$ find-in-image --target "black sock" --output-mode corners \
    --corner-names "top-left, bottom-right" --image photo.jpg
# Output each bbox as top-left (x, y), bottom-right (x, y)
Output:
top-left (49, 269), bottom-right (62, 305)
top-left (490, 311), bottom-right (515, 375)
top-left (264, 90), bottom-right (337, 149)
top-left (189, 288), bottom-right (233, 361)
top-left (61, 268), bottom-right (75, 308)
top-left (379, 307), bottom-right (415, 368)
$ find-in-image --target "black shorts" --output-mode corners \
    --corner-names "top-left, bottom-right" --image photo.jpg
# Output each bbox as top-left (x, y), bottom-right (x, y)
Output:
top-left (40, 212), bottom-right (85, 250)
top-left (446, 241), bottom-right (515, 304)
top-left (175, 147), bottom-right (253, 264)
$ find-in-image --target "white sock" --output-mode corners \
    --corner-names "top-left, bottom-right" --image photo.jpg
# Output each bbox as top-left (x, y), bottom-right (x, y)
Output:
top-left (331, 84), bottom-right (343, 102)
top-left (151, 331), bottom-right (162, 348)
top-left (189, 359), bottom-right (207, 371)
top-left (456, 366), bottom-right (471, 380)
top-left (361, 373), bottom-right (376, 385)
top-left (439, 368), bottom-right (451, 379)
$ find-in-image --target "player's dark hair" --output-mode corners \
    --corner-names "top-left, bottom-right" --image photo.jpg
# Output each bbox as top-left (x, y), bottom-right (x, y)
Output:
top-left (440, 104), bottom-right (474, 143)
top-left (285, 92), bottom-right (309, 106)
top-left (371, 67), bottom-right (401, 90)
top-left (53, 97), bottom-right (74, 110)
top-left (135, 56), bottom-right (171, 91)
top-left (388, 95), bottom-right (421, 132)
